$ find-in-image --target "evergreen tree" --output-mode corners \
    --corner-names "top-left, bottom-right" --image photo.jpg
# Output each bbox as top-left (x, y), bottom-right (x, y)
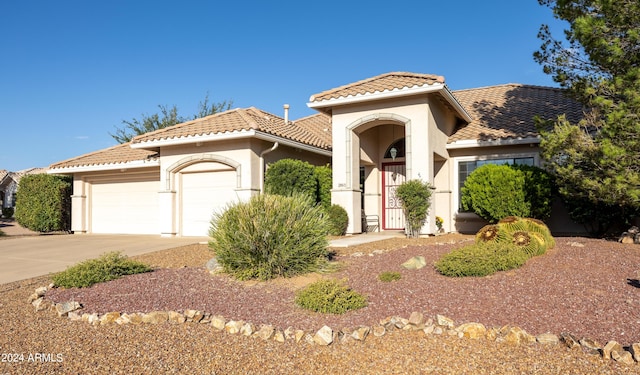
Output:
top-left (534, 0), bottom-right (640, 231)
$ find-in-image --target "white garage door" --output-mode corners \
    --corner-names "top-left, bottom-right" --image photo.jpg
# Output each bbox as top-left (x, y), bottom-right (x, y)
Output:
top-left (181, 170), bottom-right (237, 236)
top-left (91, 173), bottom-right (160, 234)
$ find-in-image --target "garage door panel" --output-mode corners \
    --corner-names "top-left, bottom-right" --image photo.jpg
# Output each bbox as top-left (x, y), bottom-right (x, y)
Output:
top-left (181, 170), bottom-right (236, 237)
top-left (91, 175), bottom-right (159, 234)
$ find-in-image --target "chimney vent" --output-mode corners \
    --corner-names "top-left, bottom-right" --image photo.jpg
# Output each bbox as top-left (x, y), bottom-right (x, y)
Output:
top-left (283, 104), bottom-right (290, 124)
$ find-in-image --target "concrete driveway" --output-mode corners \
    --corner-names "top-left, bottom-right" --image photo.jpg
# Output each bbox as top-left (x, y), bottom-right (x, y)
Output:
top-left (0, 234), bottom-right (208, 285)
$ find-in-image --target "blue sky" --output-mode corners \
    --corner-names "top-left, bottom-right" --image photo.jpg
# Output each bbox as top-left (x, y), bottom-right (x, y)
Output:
top-left (0, 1), bottom-right (566, 171)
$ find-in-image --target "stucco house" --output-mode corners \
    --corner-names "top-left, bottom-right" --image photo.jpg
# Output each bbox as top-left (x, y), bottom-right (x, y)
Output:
top-left (1, 168), bottom-right (46, 213)
top-left (49, 72), bottom-right (584, 237)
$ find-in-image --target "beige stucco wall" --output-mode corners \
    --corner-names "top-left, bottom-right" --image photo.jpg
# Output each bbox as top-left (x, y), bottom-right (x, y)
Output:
top-left (329, 94), bottom-right (458, 234)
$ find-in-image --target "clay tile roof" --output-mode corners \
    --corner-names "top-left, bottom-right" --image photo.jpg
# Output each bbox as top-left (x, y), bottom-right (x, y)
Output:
top-left (449, 84), bottom-right (584, 143)
top-left (132, 107), bottom-right (332, 150)
top-left (309, 72), bottom-right (446, 103)
top-left (49, 142), bottom-right (158, 170)
top-left (292, 112), bottom-right (332, 150)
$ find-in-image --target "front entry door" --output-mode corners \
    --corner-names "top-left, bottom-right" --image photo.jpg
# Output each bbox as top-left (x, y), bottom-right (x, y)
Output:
top-left (382, 162), bottom-right (406, 230)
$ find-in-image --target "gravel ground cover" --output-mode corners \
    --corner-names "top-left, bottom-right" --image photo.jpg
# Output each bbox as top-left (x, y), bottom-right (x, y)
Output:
top-left (2, 234), bottom-right (640, 374)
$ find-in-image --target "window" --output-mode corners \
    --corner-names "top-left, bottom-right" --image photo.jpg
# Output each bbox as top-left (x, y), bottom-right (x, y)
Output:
top-left (458, 157), bottom-right (534, 209)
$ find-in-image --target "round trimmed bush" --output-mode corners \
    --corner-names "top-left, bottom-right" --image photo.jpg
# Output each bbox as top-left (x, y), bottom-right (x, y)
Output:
top-left (326, 204), bottom-right (349, 236)
top-left (295, 279), bottom-right (367, 314)
top-left (461, 164), bottom-right (529, 223)
top-left (264, 159), bottom-right (318, 200)
top-left (209, 194), bottom-right (330, 280)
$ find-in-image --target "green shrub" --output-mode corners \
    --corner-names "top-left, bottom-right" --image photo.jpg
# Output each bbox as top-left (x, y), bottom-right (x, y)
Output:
top-left (435, 242), bottom-right (530, 277)
top-left (2, 207), bottom-right (14, 218)
top-left (461, 164), bottom-right (529, 223)
top-left (0, 229), bottom-right (5, 237)
top-left (209, 194), bottom-right (329, 280)
top-left (511, 164), bottom-right (555, 220)
top-left (395, 179), bottom-right (434, 238)
top-left (294, 279), bottom-right (367, 314)
top-left (314, 165), bottom-right (332, 209)
top-left (326, 204), bottom-right (349, 236)
top-left (378, 271), bottom-right (402, 282)
top-left (15, 174), bottom-right (71, 232)
top-left (52, 252), bottom-right (152, 288)
top-left (264, 159), bottom-right (318, 200)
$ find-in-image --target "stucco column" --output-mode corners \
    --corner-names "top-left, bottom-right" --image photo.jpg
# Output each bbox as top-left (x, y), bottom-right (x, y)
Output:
top-left (70, 194), bottom-right (86, 233)
top-left (70, 178), bottom-right (86, 234)
top-left (331, 129), bottom-right (362, 234)
top-left (159, 190), bottom-right (176, 237)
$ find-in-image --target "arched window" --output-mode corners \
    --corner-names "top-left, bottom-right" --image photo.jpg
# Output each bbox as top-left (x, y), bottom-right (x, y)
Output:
top-left (384, 138), bottom-right (405, 159)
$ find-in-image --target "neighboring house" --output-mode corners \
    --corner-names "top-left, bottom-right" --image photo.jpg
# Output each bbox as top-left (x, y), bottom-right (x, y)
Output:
top-left (48, 72), bottom-right (584, 237)
top-left (0, 168), bottom-right (46, 212)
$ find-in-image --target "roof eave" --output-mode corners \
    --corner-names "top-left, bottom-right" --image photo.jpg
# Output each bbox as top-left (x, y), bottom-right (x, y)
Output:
top-left (130, 129), bottom-right (332, 157)
top-left (446, 136), bottom-right (540, 149)
top-left (307, 83), bottom-right (473, 123)
top-left (48, 159), bottom-right (160, 174)
top-left (130, 130), bottom-right (256, 149)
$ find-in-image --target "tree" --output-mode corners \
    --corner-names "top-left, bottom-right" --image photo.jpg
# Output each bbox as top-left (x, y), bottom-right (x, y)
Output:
top-left (534, 0), bottom-right (640, 232)
top-left (110, 93), bottom-right (232, 143)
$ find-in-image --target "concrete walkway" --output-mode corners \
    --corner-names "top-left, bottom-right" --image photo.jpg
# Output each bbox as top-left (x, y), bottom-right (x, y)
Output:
top-left (329, 231), bottom-right (404, 247)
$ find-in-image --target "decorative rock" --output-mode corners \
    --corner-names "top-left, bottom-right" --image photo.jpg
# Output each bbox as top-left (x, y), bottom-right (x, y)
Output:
top-left (284, 326), bottom-right (295, 340)
top-left (67, 311), bottom-right (82, 321)
top-left (55, 301), bottom-right (81, 317)
top-left (205, 258), bottom-right (223, 274)
top-left (603, 340), bottom-right (623, 360)
top-left (436, 315), bottom-right (455, 328)
top-left (210, 315), bottom-right (226, 331)
top-left (567, 241), bottom-right (585, 247)
top-left (128, 313), bottom-right (143, 325)
top-left (485, 328), bottom-right (498, 341)
top-left (142, 311), bottom-right (168, 324)
top-left (86, 313), bottom-right (99, 325)
top-left (579, 338), bottom-right (602, 355)
top-left (423, 325), bottom-right (435, 335)
top-left (32, 297), bottom-right (51, 312)
top-left (456, 323), bottom-right (487, 340)
top-left (373, 325), bottom-right (386, 337)
top-left (115, 314), bottom-right (132, 325)
top-left (408, 312), bottom-right (425, 328)
top-left (224, 320), bottom-right (244, 334)
top-left (35, 286), bottom-right (47, 297)
top-left (504, 326), bottom-right (535, 345)
top-left (256, 324), bottom-right (275, 341)
top-left (536, 333), bottom-right (559, 345)
top-left (240, 323), bottom-right (255, 337)
top-left (313, 326), bottom-right (333, 346)
top-left (304, 333), bottom-right (315, 345)
top-left (200, 313), bottom-right (212, 324)
top-left (168, 311), bottom-right (186, 324)
top-left (394, 317), bottom-right (409, 330)
top-left (401, 256), bottom-right (426, 270)
top-left (99, 312), bottom-right (121, 325)
top-left (612, 350), bottom-right (635, 365)
top-left (433, 327), bottom-right (443, 335)
top-left (28, 294), bottom-right (39, 304)
top-left (294, 330), bottom-right (305, 343)
top-left (274, 329), bottom-right (285, 343)
top-left (629, 343), bottom-right (640, 362)
top-left (351, 252), bottom-right (364, 257)
top-left (184, 309), bottom-right (204, 323)
top-left (351, 326), bottom-right (370, 341)
top-left (560, 332), bottom-right (581, 349)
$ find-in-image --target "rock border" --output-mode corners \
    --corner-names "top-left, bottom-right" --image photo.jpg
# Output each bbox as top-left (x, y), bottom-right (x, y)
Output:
top-left (29, 285), bottom-right (640, 367)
